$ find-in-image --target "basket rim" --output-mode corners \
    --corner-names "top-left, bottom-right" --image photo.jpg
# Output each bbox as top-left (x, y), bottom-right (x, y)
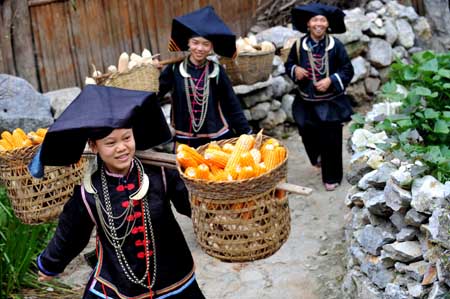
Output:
top-left (106, 63), bottom-right (159, 79)
top-left (221, 49), bottom-right (275, 58)
top-left (0, 144), bottom-right (40, 163)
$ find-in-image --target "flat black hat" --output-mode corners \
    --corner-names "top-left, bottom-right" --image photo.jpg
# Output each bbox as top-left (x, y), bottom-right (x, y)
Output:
top-left (292, 3), bottom-right (346, 34)
top-left (168, 5), bottom-right (237, 58)
top-left (38, 85), bottom-right (172, 166)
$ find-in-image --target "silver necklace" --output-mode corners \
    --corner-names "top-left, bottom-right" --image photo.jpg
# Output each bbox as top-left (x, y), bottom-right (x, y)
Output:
top-left (184, 58), bottom-right (210, 133)
top-left (93, 159), bottom-right (157, 289)
top-left (306, 36), bottom-right (329, 85)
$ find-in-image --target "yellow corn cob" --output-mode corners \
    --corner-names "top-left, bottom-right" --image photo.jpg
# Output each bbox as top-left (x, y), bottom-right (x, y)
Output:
top-left (224, 134), bottom-right (255, 173)
top-left (263, 138), bottom-right (280, 148)
top-left (275, 146), bottom-right (286, 164)
top-left (184, 166), bottom-right (198, 179)
top-left (204, 149), bottom-right (230, 168)
top-left (13, 128), bottom-right (28, 141)
top-left (238, 165), bottom-right (256, 180)
top-left (250, 148), bottom-right (261, 164)
top-left (263, 146), bottom-right (278, 170)
top-left (1, 131), bottom-right (16, 148)
top-left (36, 128), bottom-right (48, 138)
top-left (256, 162), bottom-right (268, 176)
top-left (176, 144), bottom-right (207, 165)
top-left (206, 141), bottom-right (221, 151)
top-left (0, 139), bottom-right (12, 151)
top-left (0, 144), bottom-right (6, 152)
top-left (260, 143), bottom-right (275, 162)
top-left (27, 132), bottom-right (44, 145)
top-left (176, 150), bottom-right (198, 170)
top-left (196, 163), bottom-right (211, 180)
top-left (239, 151), bottom-right (257, 168)
top-left (222, 143), bottom-right (235, 154)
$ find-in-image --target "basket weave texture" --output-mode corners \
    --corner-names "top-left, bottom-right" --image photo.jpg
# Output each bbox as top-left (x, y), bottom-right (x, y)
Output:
top-left (219, 50), bottom-right (275, 86)
top-left (100, 64), bottom-right (160, 92)
top-left (178, 136), bottom-right (290, 262)
top-left (0, 146), bottom-right (86, 225)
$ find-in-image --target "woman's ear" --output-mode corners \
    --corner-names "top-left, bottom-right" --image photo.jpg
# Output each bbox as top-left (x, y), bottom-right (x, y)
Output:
top-left (88, 140), bottom-right (98, 154)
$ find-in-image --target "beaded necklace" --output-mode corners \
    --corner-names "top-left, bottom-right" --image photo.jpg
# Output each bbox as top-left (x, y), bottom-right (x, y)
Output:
top-left (306, 35), bottom-right (329, 85)
top-left (183, 57), bottom-right (210, 133)
top-left (93, 158), bottom-right (157, 289)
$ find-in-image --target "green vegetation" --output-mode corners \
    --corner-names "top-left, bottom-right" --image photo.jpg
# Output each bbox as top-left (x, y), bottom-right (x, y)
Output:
top-left (0, 187), bottom-right (55, 298)
top-left (355, 51), bottom-right (450, 182)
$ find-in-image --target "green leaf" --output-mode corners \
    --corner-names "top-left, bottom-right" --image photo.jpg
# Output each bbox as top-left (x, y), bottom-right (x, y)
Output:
top-left (443, 83), bottom-right (450, 89)
top-left (437, 69), bottom-right (450, 79)
top-left (434, 119), bottom-right (449, 134)
top-left (397, 119), bottom-right (413, 128)
top-left (404, 68), bottom-right (419, 80)
top-left (442, 111), bottom-right (450, 121)
top-left (419, 58), bottom-right (438, 72)
top-left (351, 113), bottom-right (365, 124)
top-left (382, 81), bottom-right (397, 93)
top-left (424, 108), bottom-right (440, 119)
top-left (413, 86), bottom-right (432, 96)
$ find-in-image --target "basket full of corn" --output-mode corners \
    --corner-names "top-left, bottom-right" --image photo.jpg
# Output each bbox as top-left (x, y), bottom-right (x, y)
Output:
top-left (0, 128), bottom-right (86, 224)
top-left (176, 132), bottom-right (290, 262)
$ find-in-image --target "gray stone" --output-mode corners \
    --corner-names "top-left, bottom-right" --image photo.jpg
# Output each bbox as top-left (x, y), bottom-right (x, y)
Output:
top-left (351, 56), bottom-right (370, 83)
top-left (269, 99), bottom-right (281, 111)
top-left (364, 77), bottom-right (381, 95)
top-left (361, 258), bottom-right (395, 288)
top-left (396, 227), bottom-right (417, 242)
top-left (413, 16), bottom-right (432, 42)
top-left (404, 260), bottom-right (429, 282)
top-left (368, 21), bottom-right (386, 37)
top-left (436, 258), bottom-right (450, 287)
top-left (250, 102), bottom-right (271, 121)
top-left (0, 74), bottom-right (53, 133)
top-left (271, 55), bottom-right (285, 77)
top-left (392, 45), bottom-right (409, 60)
top-left (366, 1), bottom-right (384, 12)
top-left (391, 166), bottom-right (413, 188)
top-left (45, 87), bottom-right (81, 119)
top-left (390, 211), bottom-right (408, 231)
top-left (382, 241), bottom-right (422, 263)
top-left (396, 19), bottom-right (415, 49)
top-left (406, 281), bottom-right (425, 298)
top-left (367, 38), bottom-right (393, 67)
top-left (356, 224), bottom-right (395, 255)
top-left (366, 192), bottom-right (393, 217)
top-left (405, 209), bottom-right (428, 227)
top-left (428, 208), bottom-right (450, 249)
top-left (260, 109), bottom-right (287, 130)
top-left (384, 283), bottom-right (409, 299)
top-left (341, 269), bottom-right (383, 299)
top-left (347, 150), bottom-right (375, 185)
top-left (241, 85), bottom-right (274, 108)
top-left (233, 77), bottom-right (273, 95)
top-left (384, 179), bottom-right (412, 212)
top-left (411, 176), bottom-right (448, 214)
top-left (255, 26), bottom-right (302, 49)
top-left (270, 75), bottom-right (294, 98)
top-left (359, 162), bottom-right (397, 190)
top-left (345, 40), bottom-right (369, 59)
top-left (347, 80), bottom-right (371, 106)
top-left (384, 18), bottom-right (399, 45)
top-left (427, 282), bottom-right (449, 299)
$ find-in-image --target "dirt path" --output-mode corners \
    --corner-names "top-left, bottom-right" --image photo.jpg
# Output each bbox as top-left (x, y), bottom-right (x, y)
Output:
top-left (57, 128), bottom-right (351, 299)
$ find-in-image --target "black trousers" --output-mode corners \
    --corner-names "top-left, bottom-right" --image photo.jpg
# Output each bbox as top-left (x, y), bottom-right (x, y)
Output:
top-left (297, 122), bottom-right (343, 184)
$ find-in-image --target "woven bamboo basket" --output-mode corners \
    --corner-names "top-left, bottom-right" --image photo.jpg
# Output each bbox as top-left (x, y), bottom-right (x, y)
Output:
top-left (178, 135), bottom-right (290, 262)
top-left (101, 64), bottom-right (160, 92)
top-left (219, 50), bottom-right (275, 86)
top-left (0, 145), bottom-right (86, 225)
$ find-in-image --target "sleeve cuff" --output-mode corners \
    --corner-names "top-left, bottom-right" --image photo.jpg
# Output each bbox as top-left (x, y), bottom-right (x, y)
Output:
top-left (331, 73), bottom-right (344, 92)
top-left (37, 254), bottom-right (60, 276)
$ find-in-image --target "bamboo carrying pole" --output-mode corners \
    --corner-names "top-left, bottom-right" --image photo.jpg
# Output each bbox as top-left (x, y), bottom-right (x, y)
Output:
top-left (136, 150), bottom-right (313, 196)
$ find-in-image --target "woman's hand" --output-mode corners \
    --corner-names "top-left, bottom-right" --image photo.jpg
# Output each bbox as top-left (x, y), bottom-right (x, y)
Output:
top-left (294, 66), bottom-right (308, 81)
top-left (152, 59), bottom-right (163, 70)
top-left (38, 271), bottom-right (54, 282)
top-left (314, 77), bottom-right (331, 92)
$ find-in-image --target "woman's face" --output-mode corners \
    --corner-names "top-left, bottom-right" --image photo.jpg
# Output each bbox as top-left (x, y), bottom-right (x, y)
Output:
top-left (90, 128), bottom-right (136, 175)
top-left (188, 37), bottom-right (213, 64)
top-left (307, 15), bottom-right (329, 40)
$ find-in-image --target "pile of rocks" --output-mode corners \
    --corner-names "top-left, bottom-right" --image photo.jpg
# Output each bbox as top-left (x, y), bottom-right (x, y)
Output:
top-left (341, 103), bottom-right (450, 298)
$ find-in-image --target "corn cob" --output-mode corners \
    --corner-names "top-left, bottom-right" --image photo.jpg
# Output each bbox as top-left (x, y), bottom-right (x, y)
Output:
top-left (204, 149), bottom-right (230, 168)
top-left (239, 151), bottom-right (257, 169)
top-left (224, 134), bottom-right (254, 173)
top-left (256, 162), bottom-right (268, 176)
top-left (176, 144), bottom-right (207, 165)
top-left (275, 146), bottom-right (286, 164)
top-left (238, 165), bottom-right (256, 180)
top-left (1, 131), bottom-right (16, 148)
top-left (36, 128), bottom-right (48, 138)
top-left (196, 163), bottom-right (211, 180)
top-left (263, 146), bottom-right (278, 170)
top-left (206, 141), bottom-right (222, 151)
top-left (184, 166), bottom-right (198, 179)
top-left (222, 143), bottom-right (235, 154)
top-left (176, 150), bottom-right (198, 169)
top-left (260, 143), bottom-right (275, 162)
top-left (27, 132), bottom-right (44, 145)
top-left (249, 148), bottom-right (261, 164)
top-left (0, 139), bottom-right (12, 151)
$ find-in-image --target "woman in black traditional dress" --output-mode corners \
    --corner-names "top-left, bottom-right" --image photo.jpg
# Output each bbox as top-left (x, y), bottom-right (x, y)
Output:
top-left (285, 3), bottom-right (354, 191)
top-left (158, 5), bottom-right (251, 149)
top-left (35, 85), bottom-right (205, 299)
